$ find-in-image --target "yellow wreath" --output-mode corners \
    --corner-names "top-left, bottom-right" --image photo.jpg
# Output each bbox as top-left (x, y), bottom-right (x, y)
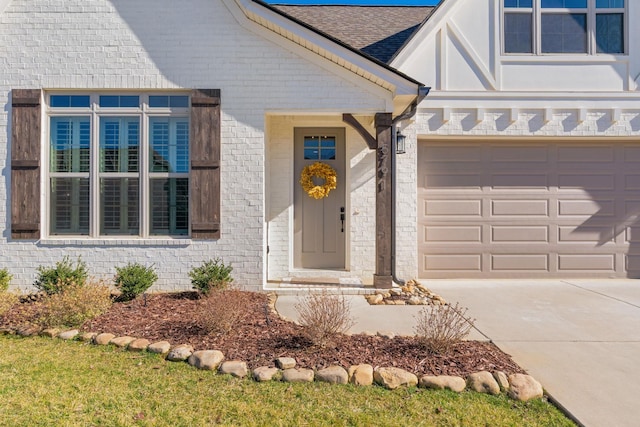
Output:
top-left (300, 162), bottom-right (337, 200)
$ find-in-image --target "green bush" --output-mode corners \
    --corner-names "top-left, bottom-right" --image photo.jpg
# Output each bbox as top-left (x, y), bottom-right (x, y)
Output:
top-left (114, 263), bottom-right (157, 301)
top-left (37, 282), bottom-right (112, 328)
top-left (34, 256), bottom-right (88, 295)
top-left (189, 258), bottom-right (233, 295)
top-left (0, 268), bottom-right (12, 292)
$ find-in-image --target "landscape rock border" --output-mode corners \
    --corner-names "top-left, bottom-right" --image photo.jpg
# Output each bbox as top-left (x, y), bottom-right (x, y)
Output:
top-left (0, 325), bottom-right (545, 402)
top-left (365, 280), bottom-right (447, 306)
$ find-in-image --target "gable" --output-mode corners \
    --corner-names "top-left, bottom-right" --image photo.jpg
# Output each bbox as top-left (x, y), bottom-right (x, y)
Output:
top-left (393, 0), bottom-right (638, 93)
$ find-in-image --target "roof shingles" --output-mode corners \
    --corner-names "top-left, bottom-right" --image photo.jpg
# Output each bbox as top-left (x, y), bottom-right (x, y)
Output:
top-left (271, 5), bottom-right (434, 64)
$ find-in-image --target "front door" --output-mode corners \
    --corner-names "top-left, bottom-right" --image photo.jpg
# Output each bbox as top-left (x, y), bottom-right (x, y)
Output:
top-left (294, 128), bottom-right (346, 269)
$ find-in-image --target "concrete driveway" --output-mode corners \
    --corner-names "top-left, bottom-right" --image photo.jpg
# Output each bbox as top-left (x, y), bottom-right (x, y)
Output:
top-left (427, 279), bottom-right (640, 427)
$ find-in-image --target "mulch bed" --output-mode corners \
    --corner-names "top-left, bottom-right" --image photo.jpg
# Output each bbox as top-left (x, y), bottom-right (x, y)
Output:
top-left (1, 291), bottom-right (525, 377)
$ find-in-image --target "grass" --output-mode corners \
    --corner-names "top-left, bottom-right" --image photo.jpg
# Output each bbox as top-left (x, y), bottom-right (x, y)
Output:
top-left (0, 335), bottom-right (575, 427)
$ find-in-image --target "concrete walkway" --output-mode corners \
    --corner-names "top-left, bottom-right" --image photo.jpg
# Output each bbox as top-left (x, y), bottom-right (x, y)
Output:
top-left (275, 279), bottom-right (640, 427)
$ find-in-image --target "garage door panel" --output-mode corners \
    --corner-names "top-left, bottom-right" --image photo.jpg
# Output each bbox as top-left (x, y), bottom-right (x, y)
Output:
top-left (421, 145), bottom-right (481, 163)
top-left (492, 200), bottom-right (548, 216)
top-left (418, 141), bottom-right (631, 278)
top-left (424, 254), bottom-right (482, 271)
top-left (491, 254), bottom-right (549, 271)
top-left (423, 173), bottom-right (482, 189)
top-left (624, 175), bottom-right (640, 190)
top-left (623, 147), bottom-right (640, 162)
top-left (558, 254), bottom-right (615, 271)
top-left (424, 199), bottom-right (482, 216)
top-left (491, 226), bottom-right (548, 243)
top-left (490, 145), bottom-right (549, 163)
top-left (558, 146), bottom-right (614, 163)
top-left (425, 226), bottom-right (482, 243)
top-left (558, 174), bottom-right (615, 190)
top-left (491, 174), bottom-right (548, 189)
top-left (558, 199), bottom-right (613, 217)
top-left (559, 226), bottom-right (614, 243)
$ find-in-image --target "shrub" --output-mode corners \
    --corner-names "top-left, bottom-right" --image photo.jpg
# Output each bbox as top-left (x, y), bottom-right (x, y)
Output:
top-left (37, 282), bottom-right (112, 328)
top-left (196, 289), bottom-right (244, 335)
top-left (294, 290), bottom-right (355, 347)
top-left (0, 268), bottom-right (12, 292)
top-left (0, 291), bottom-right (18, 317)
top-left (189, 258), bottom-right (233, 295)
top-left (114, 263), bottom-right (157, 302)
top-left (414, 302), bottom-right (475, 354)
top-left (34, 256), bottom-right (88, 295)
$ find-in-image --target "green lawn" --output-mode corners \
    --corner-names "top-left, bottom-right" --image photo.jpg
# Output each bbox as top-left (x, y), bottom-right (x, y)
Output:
top-left (0, 336), bottom-right (574, 426)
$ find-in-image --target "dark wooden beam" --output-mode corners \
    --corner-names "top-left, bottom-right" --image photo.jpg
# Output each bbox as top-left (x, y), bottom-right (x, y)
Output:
top-left (374, 112), bottom-right (393, 289)
top-left (342, 114), bottom-right (377, 150)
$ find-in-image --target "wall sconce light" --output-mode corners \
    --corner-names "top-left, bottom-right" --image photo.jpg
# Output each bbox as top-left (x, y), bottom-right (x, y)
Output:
top-left (395, 130), bottom-right (406, 155)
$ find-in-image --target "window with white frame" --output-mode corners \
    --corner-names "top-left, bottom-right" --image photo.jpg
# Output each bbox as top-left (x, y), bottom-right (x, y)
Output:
top-left (48, 94), bottom-right (190, 237)
top-left (503, 0), bottom-right (626, 55)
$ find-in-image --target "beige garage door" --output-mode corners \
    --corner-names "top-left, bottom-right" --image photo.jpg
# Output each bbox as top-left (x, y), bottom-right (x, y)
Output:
top-left (418, 141), bottom-right (640, 279)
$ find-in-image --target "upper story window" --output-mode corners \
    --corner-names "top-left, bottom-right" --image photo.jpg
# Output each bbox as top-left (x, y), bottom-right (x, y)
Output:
top-left (503, 0), bottom-right (626, 55)
top-left (47, 94), bottom-right (190, 237)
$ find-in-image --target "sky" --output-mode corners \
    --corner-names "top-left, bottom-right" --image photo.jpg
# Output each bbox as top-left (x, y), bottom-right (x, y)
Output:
top-left (265, 0), bottom-right (441, 5)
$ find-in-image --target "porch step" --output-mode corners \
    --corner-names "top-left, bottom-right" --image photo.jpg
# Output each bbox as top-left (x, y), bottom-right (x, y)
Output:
top-left (265, 277), bottom-right (374, 295)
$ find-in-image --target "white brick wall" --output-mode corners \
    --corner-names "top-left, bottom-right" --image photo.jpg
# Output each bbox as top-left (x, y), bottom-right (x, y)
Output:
top-left (0, 0), bottom-right (393, 291)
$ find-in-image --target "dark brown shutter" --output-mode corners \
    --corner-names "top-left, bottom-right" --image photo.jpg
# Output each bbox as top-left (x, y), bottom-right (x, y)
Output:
top-left (11, 89), bottom-right (41, 240)
top-left (190, 89), bottom-right (221, 239)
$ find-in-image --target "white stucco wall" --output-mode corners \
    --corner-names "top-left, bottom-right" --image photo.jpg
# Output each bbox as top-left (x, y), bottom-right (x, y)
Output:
top-left (0, 0), bottom-right (394, 291)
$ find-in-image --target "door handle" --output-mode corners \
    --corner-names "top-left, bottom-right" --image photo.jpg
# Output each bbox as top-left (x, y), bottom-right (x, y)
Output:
top-left (340, 207), bottom-right (345, 233)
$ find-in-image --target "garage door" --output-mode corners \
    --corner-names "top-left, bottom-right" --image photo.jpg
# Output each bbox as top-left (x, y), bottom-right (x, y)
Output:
top-left (418, 141), bottom-right (640, 278)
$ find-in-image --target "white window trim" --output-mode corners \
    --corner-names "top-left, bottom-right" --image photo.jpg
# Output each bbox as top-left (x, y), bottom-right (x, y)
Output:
top-left (45, 92), bottom-right (190, 239)
top-left (502, 0), bottom-right (628, 56)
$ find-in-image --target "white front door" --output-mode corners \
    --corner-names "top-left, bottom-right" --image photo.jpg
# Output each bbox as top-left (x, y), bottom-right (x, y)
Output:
top-left (293, 128), bottom-right (346, 269)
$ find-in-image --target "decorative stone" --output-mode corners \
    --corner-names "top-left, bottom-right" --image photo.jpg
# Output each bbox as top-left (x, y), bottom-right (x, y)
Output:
top-left (219, 361), bottom-right (248, 378)
top-left (128, 338), bottom-right (150, 352)
top-left (419, 375), bottom-right (466, 392)
top-left (58, 330), bottom-right (79, 340)
top-left (467, 371), bottom-right (501, 395)
top-left (374, 367), bottom-right (418, 390)
top-left (110, 336), bottom-right (136, 348)
top-left (148, 341), bottom-right (171, 354)
top-left (275, 357), bottom-right (296, 370)
top-left (167, 344), bottom-right (194, 362)
top-left (253, 366), bottom-right (281, 382)
top-left (389, 288), bottom-right (402, 296)
top-left (79, 332), bottom-right (97, 342)
top-left (348, 364), bottom-right (374, 386)
top-left (0, 328), bottom-right (15, 335)
top-left (316, 366), bottom-right (348, 384)
top-left (508, 374), bottom-right (543, 401)
top-left (282, 368), bottom-right (314, 383)
top-left (407, 296), bottom-right (422, 305)
top-left (17, 325), bottom-right (41, 337)
top-left (366, 294), bottom-right (383, 305)
top-left (493, 371), bottom-right (510, 391)
top-left (188, 350), bottom-right (224, 370)
top-left (41, 328), bottom-right (61, 338)
top-left (93, 333), bottom-right (116, 345)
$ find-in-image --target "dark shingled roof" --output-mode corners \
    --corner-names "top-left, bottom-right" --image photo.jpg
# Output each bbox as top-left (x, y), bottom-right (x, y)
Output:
top-left (271, 5), bottom-right (435, 64)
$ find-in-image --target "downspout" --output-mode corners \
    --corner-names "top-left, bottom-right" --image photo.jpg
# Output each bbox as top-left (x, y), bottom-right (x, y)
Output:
top-left (391, 86), bottom-right (431, 286)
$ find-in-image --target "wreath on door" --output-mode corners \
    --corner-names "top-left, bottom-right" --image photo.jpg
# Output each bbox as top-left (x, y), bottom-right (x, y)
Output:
top-left (300, 161), bottom-right (337, 200)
